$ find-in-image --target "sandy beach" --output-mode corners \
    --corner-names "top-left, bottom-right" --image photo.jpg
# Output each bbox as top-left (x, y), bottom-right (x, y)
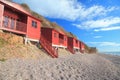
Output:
top-left (0, 53), bottom-right (120, 80)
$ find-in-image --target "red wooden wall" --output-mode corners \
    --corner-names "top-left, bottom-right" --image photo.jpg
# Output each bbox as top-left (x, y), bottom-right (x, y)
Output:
top-left (73, 38), bottom-right (79, 48)
top-left (27, 16), bottom-right (41, 40)
top-left (4, 7), bottom-right (18, 19)
top-left (41, 28), bottom-right (52, 44)
top-left (52, 30), bottom-right (59, 46)
top-left (0, 4), bottom-right (4, 27)
top-left (79, 41), bottom-right (85, 53)
top-left (64, 35), bottom-right (67, 47)
top-left (81, 42), bottom-right (85, 50)
top-left (67, 37), bottom-right (73, 49)
top-left (3, 7), bottom-right (27, 23)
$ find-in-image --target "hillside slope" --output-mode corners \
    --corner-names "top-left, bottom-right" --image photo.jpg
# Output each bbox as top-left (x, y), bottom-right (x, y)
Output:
top-left (0, 32), bottom-right (51, 60)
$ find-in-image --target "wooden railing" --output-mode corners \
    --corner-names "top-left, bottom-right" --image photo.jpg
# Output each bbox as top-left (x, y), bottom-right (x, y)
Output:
top-left (16, 21), bottom-right (27, 32)
top-left (2, 19), bottom-right (27, 33)
top-left (40, 36), bottom-right (58, 58)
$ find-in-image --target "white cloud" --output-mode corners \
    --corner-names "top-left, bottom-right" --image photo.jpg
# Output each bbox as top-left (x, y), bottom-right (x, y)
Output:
top-left (86, 17), bottom-right (120, 28)
top-left (13, 0), bottom-right (118, 21)
top-left (88, 42), bottom-right (120, 47)
top-left (79, 6), bottom-right (117, 20)
top-left (94, 36), bottom-right (102, 38)
top-left (94, 26), bottom-right (120, 32)
top-left (73, 17), bottom-right (120, 31)
top-left (73, 17), bottom-right (120, 29)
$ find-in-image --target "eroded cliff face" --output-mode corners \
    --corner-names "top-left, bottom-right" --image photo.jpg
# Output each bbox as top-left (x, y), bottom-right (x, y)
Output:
top-left (0, 32), bottom-right (51, 60)
top-left (0, 32), bottom-right (24, 45)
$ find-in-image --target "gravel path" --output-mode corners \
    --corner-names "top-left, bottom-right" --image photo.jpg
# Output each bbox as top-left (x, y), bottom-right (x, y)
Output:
top-left (0, 54), bottom-right (120, 80)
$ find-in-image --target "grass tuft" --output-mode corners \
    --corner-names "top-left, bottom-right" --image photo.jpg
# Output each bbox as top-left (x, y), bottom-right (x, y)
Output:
top-left (0, 58), bottom-right (6, 62)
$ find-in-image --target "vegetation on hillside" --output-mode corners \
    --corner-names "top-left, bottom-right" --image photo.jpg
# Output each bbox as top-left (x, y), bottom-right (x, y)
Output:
top-left (6, 0), bottom-right (13, 2)
top-left (84, 44), bottom-right (98, 53)
top-left (66, 32), bottom-right (77, 38)
top-left (0, 38), bottom-right (7, 48)
top-left (21, 3), bottom-right (31, 12)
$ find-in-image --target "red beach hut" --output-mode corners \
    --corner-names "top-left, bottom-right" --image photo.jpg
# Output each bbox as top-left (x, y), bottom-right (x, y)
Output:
top-left (0, 0), bottom-right (41, 43)
top-left (41, 27), bottom-right (67, 49)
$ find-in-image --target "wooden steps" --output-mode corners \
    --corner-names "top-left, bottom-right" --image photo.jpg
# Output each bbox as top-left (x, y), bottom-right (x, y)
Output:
top-left (40, 36), bottom-right (58, 58)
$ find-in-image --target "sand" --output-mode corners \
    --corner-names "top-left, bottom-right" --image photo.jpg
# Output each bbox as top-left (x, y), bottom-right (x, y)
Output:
top-left (0, 53), bottom-right (120, 80)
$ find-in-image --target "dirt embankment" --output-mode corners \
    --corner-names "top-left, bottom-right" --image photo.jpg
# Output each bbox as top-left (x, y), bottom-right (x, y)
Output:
top-left (0, 32), bottom-right (51, 60)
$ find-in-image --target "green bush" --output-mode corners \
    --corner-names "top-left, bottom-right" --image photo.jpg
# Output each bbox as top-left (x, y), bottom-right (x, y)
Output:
top-left (0, 58), bottom-right (6, 62)
top-left (0, 38), bottom-right (8, 48)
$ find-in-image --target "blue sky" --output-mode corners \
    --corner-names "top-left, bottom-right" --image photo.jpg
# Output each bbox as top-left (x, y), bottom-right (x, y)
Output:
top-left (13, 0), bottom-right (120, 52)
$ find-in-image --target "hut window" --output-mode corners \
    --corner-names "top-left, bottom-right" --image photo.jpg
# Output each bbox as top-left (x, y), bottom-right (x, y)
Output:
top-left (10, 18), bottom-right (15, 29)
top-left (54, 33), bottom-right (57, 38)
top-left (32, 21), bottom-right (37, 28)
top-left (3, 16), bottom-right (9, 27)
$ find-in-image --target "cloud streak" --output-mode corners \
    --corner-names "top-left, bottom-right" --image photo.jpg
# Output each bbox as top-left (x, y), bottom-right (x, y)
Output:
top-left (73, 17), bottom-right (120, 31)
top-left (94, 26), bottom-right (120, 32)
top-left (88, 42), bottom-right (120, 47)
top-left (94, 36), bottom-right (102, 38)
